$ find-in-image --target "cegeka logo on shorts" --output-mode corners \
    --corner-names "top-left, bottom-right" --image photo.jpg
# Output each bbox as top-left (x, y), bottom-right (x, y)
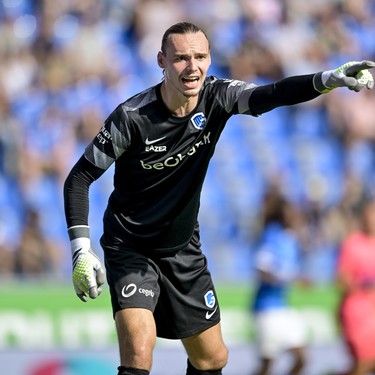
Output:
top-left (121, 283), bottom-right (137, 298)
top-left (121, 283), bottom-right (155, 298)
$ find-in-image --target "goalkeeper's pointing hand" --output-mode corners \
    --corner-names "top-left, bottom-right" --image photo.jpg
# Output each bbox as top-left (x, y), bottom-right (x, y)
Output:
top-left (314, 60), bottom-right (375, 93)
top-left (69, 226), bottom-right (105, 302)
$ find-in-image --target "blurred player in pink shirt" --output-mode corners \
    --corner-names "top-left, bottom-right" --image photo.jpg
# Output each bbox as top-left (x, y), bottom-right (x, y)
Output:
top-left (337, 198), bottom-right (375, 375)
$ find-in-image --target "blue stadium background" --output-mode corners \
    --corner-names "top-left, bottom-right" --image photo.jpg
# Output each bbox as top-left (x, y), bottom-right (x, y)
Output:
top-left (1, 0), bottom-right (375, 285)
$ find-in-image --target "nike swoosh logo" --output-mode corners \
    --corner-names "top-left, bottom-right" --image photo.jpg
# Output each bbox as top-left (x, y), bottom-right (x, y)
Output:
top-left (205, 306), bottom-right (218, 320)
top-left (145, 136), bottom-right (166, 145)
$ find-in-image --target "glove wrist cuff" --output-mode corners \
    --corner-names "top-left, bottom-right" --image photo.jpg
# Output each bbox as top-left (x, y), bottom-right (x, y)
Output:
top-left (68, 226), bottom-right (91, 255)
top-left (70, 237), bottom-right (91, 256)
top-left (68, 225), bottom-right (90, 240)
top-left (313, 71), bottom-right (332, 93)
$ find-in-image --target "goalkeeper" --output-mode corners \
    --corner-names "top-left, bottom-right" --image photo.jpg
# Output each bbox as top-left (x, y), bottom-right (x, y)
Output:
top-left (63, 21), bottom-right (374, 375)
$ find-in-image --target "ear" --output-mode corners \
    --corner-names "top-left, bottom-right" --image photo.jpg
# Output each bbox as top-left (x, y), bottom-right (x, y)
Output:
top-left (157, 51), bottom-right (164, 69)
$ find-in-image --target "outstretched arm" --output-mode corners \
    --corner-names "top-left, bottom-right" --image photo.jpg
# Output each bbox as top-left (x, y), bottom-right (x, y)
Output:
top-left (250, 73), bottom-right (320, 116)
top-left (249, 60), bottom-right (375, 116)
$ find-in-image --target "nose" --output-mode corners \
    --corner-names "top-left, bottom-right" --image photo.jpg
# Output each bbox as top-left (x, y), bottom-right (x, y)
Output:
top-left (187, 57), bottom-right (197, 71)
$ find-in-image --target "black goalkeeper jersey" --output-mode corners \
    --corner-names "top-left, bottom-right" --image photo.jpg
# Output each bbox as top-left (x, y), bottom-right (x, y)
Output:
top-left (64, 74), bottom-right (321, 253)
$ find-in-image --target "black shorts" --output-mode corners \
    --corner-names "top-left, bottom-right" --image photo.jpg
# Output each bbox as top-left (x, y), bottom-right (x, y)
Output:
top-left (101, 235), bottom-right (221, 339)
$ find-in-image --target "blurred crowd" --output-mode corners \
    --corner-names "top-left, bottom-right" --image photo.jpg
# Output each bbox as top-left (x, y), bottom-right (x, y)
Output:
top-left (1, 0), bottom-right (375, 282)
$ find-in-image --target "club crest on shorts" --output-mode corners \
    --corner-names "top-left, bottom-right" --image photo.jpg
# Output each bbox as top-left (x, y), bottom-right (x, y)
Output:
top-left (191, 112), bottom-right (206, 130)
top-left (204, 290), bottom-right (216, 308)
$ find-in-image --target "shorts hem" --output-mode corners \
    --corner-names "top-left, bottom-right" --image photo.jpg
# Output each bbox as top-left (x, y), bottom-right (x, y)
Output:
top-left (157, 317), bottom-right (221, 340)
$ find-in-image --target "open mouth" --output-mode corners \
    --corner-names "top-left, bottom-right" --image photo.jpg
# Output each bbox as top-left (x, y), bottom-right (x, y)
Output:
top-left (182, 76), bottom-right (199, 87)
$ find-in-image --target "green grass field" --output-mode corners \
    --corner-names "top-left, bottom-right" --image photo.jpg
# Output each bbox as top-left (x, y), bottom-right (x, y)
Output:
top-left (0, 281), bottom-right (341, 311)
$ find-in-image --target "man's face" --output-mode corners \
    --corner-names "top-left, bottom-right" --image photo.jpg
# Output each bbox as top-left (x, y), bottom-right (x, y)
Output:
top-left (157, 31), bottom-right (211, 98)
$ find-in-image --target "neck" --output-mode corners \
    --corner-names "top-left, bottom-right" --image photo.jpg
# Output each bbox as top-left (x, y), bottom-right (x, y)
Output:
top-left (160, 82), bottom-right (198, 117)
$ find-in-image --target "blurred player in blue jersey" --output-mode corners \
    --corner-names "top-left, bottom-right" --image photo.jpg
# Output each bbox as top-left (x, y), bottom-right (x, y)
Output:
top-left (252, 189), bottom-right (309, 375)
top-left (63, 21), bottom-right (374, 375)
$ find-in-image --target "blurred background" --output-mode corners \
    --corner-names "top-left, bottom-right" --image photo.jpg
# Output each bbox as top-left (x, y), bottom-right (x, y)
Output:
top-left (1, 0), bottom-right (375, 374)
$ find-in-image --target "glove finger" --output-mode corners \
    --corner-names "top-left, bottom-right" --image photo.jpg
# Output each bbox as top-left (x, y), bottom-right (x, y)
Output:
top-left (74, 282), bottom-right (89, 302)
top-left (351, 85), bottom-right (364, 93)
top-left (367, 79), bottom-right (374, 90)
top-left (361, 60), bottom-right (375, 70)
top-left (85, 271), bottom-right (102, 299)
top-left (75, 277), bottom-right (95, 301)
top-left (96, 267), bottom-right (106, 287)
top-left (75, 274), bottom-right (90, 291)
top-left (73, 279), bottom-right (86, 294)
top-left (88, 286), bottom-right (100, 299)
top-left (77, 292), bottom-right (88, 302)
top-left (75, 276), bottom-right (95, 302)
top-left (341, 76), bottom-right (358, 89)
top-left (346, 61), bottom-right (375, 76)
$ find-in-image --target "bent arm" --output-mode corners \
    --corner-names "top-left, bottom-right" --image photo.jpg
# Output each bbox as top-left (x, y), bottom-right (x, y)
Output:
top-left (63, 155), bottom-right (105, 228)
top-left (250, 73), bottom-right (322, 116)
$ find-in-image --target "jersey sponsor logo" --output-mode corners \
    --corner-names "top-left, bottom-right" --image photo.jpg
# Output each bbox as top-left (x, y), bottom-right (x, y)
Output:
top-left (145, 136), bottom-right (167, 152)
top-left (140, 132), bottom-right (211, 170)
top-left (145, 145), bottom-right (167, 152)
top-left (121, 284), bottom-right (155, 298)
top-left (191, 112), bottom-right (206, 130)
top-left (145, 136), bottom-right (166, 145)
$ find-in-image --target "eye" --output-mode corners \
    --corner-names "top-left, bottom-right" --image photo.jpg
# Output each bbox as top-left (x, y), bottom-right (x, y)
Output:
top-left (174, 55), bottom-right (188, 62)
top-left (196, 55), bottom-right (207, 61)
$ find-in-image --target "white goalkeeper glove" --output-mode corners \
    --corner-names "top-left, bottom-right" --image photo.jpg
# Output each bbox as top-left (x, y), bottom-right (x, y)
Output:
top-left (68, 226), bottom-right (105, 302)
top-left (313, 60), bottom-right (375, 93)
